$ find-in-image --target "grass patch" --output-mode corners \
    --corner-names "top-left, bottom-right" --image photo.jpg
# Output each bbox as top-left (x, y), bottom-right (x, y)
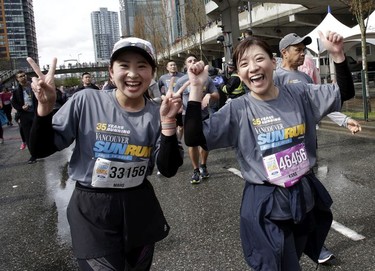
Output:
top-left (342, 111), bottom-right (375, 121)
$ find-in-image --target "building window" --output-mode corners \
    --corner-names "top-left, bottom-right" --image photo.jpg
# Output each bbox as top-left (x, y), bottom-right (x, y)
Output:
top-left (356, 45), bottom-right (371, 56)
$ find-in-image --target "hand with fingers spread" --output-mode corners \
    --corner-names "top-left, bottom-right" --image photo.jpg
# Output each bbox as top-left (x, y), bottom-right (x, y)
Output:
top-left (174, 80), bottom-right (190, 97)
top-left (160, 77), bottom-right (190, 121)
top-left (160, 77), bottom-right (182, 136)
top-left (318, 30), bottom-right (345, 63)
top-left (160, 77), bottom-right (186, 136)
top-left (160, 77), bottom-right (183, 121)
top-left (174, 80), bottom-right (190, 113)
top-left (26, 57), bottom-right (58, 116)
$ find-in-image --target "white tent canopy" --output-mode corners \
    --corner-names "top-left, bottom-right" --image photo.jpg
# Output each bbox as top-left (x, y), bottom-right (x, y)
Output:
top-left (344, 39), bottom-right (375, 49)
top-left (344, 11), bottom-right (375, 41)
top-left (305, 13), bottom-right (352, 54)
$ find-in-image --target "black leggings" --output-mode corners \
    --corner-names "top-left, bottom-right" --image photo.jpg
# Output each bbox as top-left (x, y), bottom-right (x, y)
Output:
top-left (77, 244), bottom-right (154, 271)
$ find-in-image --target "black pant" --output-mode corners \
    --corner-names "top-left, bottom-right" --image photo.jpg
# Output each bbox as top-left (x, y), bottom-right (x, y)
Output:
top-left (3, 104), bottom-right (12, 123)
top-left (77, 244), bottom-right (155, 271)
top-left (20, 111), bottom-right (35, 157)
top-left (273, 211), bottom-right (316, 271)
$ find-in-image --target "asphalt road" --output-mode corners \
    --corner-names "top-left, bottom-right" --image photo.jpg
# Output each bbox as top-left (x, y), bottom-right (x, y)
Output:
top-left (0, 123), bottom-right (374, 271)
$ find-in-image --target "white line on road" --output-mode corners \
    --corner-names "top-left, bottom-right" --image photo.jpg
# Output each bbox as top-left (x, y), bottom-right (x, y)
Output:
top-left (331, 221), bottom-right (365, 241)
top-left (227, 167), bottom-right (243, 178)
top-left (226, 167), bottom-right (366, 241)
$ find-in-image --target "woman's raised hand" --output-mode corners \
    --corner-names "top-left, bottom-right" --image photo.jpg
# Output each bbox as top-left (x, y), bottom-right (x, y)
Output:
top-left (26, 57), bottom-right (57, 116)
top-left (187, 61), bottom-right (209, 102)
top-left (160, 77), bottom-right (188, 121)
top-left (318, 31), bottom-right (345, 63)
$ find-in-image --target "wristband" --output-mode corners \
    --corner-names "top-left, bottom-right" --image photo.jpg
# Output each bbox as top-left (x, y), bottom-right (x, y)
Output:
top-left (161, 121), bottom-right (176, 130)
top-left (162, 118), bottom-right (176, 123)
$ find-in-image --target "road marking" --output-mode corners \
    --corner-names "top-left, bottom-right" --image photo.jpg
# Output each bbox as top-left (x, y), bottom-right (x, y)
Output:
top-left (331, 221), bottom-right (365, 241)
top-left (226, 167), bottom-right (366, 241)
top-left (227, 167), bottom-right (243, 178)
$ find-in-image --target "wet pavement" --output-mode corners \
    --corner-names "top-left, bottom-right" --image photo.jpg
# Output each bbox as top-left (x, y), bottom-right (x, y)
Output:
top-left (0, 124), bottom-right (78, 270)
top-left (0, 121), bottom-right (374, 271)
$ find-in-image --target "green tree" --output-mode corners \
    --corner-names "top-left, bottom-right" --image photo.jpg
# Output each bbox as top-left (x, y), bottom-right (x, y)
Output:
top-left (339, 0), bottom-right (375, 118)
top-left (62, 77), bottom-right (80, 88)
top-left (132, 0), bottom-right (171, 73)
top-left (133, 14), bottom-right (146, 39)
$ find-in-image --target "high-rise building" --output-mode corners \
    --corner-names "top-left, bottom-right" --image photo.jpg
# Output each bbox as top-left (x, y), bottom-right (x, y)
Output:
top-left (119, 0), bottom-right (132, 37)
top-left (119, 0), bottom-right (164, 38)
top-left (166, 0), bottom-right (184, 44)
top-left (91, 7), bottom-right (120, 63)
top-left (0, 0), bottom-right (38, 70)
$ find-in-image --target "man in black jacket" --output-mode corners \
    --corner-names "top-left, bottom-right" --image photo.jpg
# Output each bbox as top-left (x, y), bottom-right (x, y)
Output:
top-left (221, 62), bottom-right (247, 100)
top-left (65, 72), bottom-right (99, 99)
top-left (76, 72), bottom-right (100, 91)
top-left (11, 71), bottom-right (38, 164)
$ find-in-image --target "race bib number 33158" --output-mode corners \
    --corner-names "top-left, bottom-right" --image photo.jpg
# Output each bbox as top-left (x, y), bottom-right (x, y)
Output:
top-left (92, 158), bottom-right (148, 188)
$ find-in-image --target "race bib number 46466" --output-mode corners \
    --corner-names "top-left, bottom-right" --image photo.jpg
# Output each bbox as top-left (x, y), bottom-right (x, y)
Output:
top-left (262, 143), bottom-right (310, 188)
top-left (92, 158), bottom-right (148, 188)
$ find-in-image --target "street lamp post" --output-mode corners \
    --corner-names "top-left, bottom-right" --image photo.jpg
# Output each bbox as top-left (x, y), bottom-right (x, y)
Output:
top-left (77, 53), bottom-right (82, 64)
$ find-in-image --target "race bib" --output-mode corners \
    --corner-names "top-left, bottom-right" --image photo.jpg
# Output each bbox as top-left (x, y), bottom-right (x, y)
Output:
top-left (263, 143), bottom-right (310, 188)
top-left (92, 158), bottom-right (148, 188)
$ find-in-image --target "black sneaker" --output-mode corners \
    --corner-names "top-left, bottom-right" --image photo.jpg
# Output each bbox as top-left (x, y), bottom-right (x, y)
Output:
top-left (27, 157), bottom-right (37, 164)
top-left (199, 164), bottom-right (210, 179)
top-left (318, 245), bottom-right (334, 264)
top-left (191, 169), bottom-right (201, 184)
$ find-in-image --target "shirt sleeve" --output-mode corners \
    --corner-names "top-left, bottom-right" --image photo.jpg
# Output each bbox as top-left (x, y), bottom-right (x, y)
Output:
top-left (222, 76), bottom-right (241, 94)
top-left (158, 77), bottom-right (164, 92)
top-left (10, 89), bottom-right (23, 112)
top-left (184, 101), bottom-right (207, 148)
top-left (185, 100), bottom-right (235, 150)
top-left (326, 111), bottom-right (348, 126)
top-left (156, 134), bottom-right (184, 177)
top-left (29, 113), bottom-right (59, 158)
top-left (335, 57), bottom-right (355, 102)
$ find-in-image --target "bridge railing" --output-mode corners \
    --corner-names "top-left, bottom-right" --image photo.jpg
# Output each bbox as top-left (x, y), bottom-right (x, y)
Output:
top-left (1, 61), bottom-right (110, 86)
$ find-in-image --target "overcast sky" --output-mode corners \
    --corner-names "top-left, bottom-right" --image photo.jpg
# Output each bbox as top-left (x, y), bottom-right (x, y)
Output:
top-left (33, 0), bottom-right (120, 68)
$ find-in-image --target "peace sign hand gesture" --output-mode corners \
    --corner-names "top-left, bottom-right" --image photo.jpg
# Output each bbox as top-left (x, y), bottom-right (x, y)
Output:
top-left (159, 77), bottom-right (189, 136)
top-left (26, 57), bottom-right (57, 116)
top-left (160, 77), bottom-right (188, 121)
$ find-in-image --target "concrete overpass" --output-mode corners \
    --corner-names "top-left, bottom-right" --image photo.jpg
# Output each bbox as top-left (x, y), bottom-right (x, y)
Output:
top-left (161, 0), bottom-right (356, 68)
top-left (1, 1), bottom-right (358, 81)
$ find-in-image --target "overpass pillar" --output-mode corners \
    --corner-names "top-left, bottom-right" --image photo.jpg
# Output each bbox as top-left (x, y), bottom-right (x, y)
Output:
top-left (213, 0), bottom-right (242, 65)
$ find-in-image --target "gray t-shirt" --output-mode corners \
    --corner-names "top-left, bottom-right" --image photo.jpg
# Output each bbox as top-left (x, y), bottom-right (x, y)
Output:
top-left (52, 89), bottom-right (161, 185)
top-left (201, 83), bottom-right (341, 185)
top-left (174, 74), bottom-right (218, 119)
top-left (158, 72), bottom-right (185, 95)
top-left (274, 67), bottom-right (347, 126)
top-left (274, 67), bottom-right (314, 85)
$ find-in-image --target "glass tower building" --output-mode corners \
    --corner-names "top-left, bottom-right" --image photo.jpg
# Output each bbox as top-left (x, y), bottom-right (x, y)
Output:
top-left (0, 0), bottom-right (38, 70)
top-left (91, 7), bottom-right (120, 63)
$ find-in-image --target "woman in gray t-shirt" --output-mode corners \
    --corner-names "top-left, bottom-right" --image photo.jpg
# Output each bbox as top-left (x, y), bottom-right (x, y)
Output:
top-left (184, 32), bottom-right (356, 270)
